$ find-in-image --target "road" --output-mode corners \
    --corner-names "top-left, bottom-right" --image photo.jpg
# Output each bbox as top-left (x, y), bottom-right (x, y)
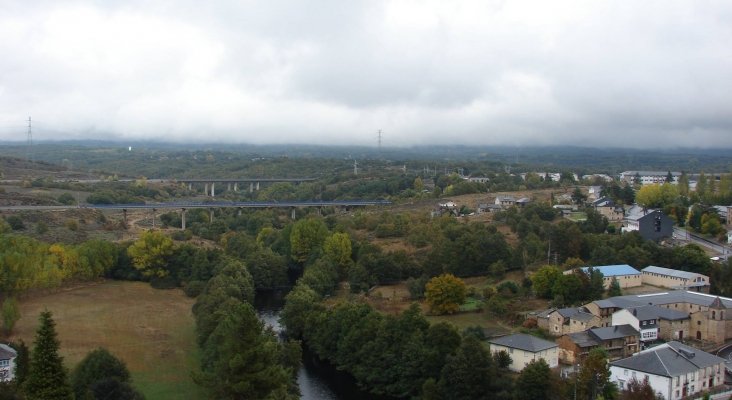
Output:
top-left (674, 227), bottom-right (731, 259)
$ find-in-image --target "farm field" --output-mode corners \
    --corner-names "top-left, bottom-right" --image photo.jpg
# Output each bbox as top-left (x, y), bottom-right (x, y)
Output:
top-left (9, 280), bottom-right (204, 400)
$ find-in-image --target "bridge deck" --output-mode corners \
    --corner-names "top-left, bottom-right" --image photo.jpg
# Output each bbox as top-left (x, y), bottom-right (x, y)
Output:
top-left (0, 200), bottom-right (390, 211)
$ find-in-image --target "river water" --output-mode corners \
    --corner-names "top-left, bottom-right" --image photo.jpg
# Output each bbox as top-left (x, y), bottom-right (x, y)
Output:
top-left (255, 291), bottom-right (377, 400)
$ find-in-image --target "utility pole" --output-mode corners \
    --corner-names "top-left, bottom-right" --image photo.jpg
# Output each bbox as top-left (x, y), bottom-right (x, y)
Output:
top-left (26, 116), bottom-right (33, 163)
top-left (353, 159), bottom-right (358, 175)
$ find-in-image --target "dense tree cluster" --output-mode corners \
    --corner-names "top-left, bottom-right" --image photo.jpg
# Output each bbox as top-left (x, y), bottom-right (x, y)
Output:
top-left (192, 257), bottom-right (300, 399)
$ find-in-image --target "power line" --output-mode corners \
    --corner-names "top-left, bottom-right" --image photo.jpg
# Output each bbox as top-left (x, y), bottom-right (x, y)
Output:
top-left (26, 116), bottom-right (33, 163)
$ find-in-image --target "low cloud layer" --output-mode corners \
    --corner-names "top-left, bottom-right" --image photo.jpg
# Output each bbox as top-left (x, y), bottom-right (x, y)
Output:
top-left (0, 1), bottom-right (730, 148)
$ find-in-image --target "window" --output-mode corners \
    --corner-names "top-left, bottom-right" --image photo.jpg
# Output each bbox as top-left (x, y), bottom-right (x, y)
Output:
top-left (675, 377), bottom-right (680, 387)
top-left (0, 360), bottom-right (8, 367)
top-left (624, 369), bottom-right (628, 376)
top-left (509, 348), bottom-right (514, 354)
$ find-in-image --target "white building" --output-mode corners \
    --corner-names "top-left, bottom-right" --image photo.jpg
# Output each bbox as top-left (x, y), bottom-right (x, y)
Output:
top-left (488, 333), bottom-right (558, 372)
top-left (620, 171), bottom-right (681, 185)
top-left (0, 344), bottom-right (17, 382)
top-left (610, 341), bottom-right (725, 400)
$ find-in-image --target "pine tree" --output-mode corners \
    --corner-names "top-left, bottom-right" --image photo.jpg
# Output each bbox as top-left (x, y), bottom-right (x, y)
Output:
top-left (24, 311), bottom-right (73, 400)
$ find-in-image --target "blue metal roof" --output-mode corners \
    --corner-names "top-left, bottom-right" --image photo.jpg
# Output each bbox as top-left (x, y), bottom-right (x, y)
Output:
top-left (581, 264), bottom-right (640, 277)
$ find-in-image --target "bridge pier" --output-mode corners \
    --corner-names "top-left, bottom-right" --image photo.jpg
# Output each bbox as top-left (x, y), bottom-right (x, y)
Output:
top-left (237, 207), bottom-right (242, 216)
top-left (151, 208), bottom-right (157, 229)
top-left (205, 183), bottom-right (209, 196)
top-left (181, 208), bottom-right (186, 230)
top-left (227, 183), bottom-right (231, 191)
top-left (256, 181), bottom-right (260, 191)
top-left (209, 208), bottom-right (214, 224)
top-left (122, 209), bottom-right (127, 223)
top-left (234, 183), bottom-right (238, 192)
top-left (291, 207), bottom-right (296, 220)
top-left (188, 183), bottom-right (192, 191)
top-left (249, 182), bottom-right (254, 193)
top-left (211, 183), bottom-right (215, 197)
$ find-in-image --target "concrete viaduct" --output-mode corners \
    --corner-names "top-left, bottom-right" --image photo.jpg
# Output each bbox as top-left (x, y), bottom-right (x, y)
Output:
top-left (175, 178), bottom-right (316, 197)
top-left (0, 200), bottom-right (390, 229)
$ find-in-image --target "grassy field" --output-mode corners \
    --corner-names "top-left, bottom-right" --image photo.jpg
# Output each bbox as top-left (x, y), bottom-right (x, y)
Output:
top-left (9, 281), bottom-right (205, 400)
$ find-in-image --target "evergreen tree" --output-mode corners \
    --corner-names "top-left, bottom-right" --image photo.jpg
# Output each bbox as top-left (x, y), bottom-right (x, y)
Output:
top-left (11, 340), bottom-right (30, 386)
top-left (24, 311), bottom-right (73, 400)
top-left (71, 347), bottom-right (137, 400)
top-left (608, 277), bottom-right (622, 297)
top-left (438, 336), bottom-right (506, 400)
top-left (514, 359), bottom-right (557, 400)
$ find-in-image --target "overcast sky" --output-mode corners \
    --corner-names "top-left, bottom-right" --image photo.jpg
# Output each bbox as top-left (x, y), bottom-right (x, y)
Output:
top-left (0, 1), bottom-right (730, 148)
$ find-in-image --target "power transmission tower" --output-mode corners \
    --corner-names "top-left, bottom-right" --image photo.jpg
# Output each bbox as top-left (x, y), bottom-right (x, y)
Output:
top-left (377, 129), bottom-right (382, 152)
top-left (26, 116), bottom-right (33, 163)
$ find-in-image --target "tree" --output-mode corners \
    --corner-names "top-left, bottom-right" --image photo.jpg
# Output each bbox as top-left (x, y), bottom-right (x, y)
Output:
top-left (678, 172), bottom-right (690, 196)
top-left (665, 171), bottom-right (674, 184)
top-left (24, 311), bottom-right (73, 400)
top-left (1, 297), bottom-right (20, 336)
top-left (572, 187), bottom-right (587, 205)
top-left (514, 359), bottom-right (557, 400)
top-left (608, 277), bottom-right (622, 297)
top-left (322, 232), bottom-right (353, 273)
top-left (620, 376), bottom-right (661, 400)
top-left (289, 218), bottom-right (329, 263)
top-left (635, 184), bottom-right (679, 209)
top-left (12, 340), bottom-right (30, 386)
top-left (197, 301), bottom-right (297, 399)
top-left (437, 336), bottom-right (505, 400)
top-left (126, 230), bottom-right (175, 278)
top-left (531, 266), bottom-right (562, 299)
top-left (71, 347), bottom-right (141, 400)
top-left (576, 348), bottom-right (616, 400)
top-left (425, 274), bottom-right (467, 315)
top-left (495, 350), bottom-right (512, 369)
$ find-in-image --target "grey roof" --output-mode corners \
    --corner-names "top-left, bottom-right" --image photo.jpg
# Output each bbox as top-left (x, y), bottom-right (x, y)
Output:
top-left (567, 331), bottom-right (600, 348)
top-left (626, 305), bottom-right (689, 321)
top-left (589, 325), bottom-right (639, 341)
top-left (611, 341), bottom-right (725, 377)
top-left (592, 197), bottom-right (614, 207)
top-left (625, 205), bottom-right (657, 221)
top-left (0, 343), bottom-right (17, 360)
top-left (594, 290), bottom-right (732, 310)
top-left (489, 333), bottom-right (558, 353)
top-left (516, 197), bottom-right (531, 203)
top-left (555, 307), bottom-right (596, 322)
top-left (642, 266), bottom-right (706, 281)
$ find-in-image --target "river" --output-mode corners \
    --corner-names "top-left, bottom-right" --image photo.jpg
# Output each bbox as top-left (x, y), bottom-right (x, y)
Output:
top-left (255, 291), bottom-right (377, 400)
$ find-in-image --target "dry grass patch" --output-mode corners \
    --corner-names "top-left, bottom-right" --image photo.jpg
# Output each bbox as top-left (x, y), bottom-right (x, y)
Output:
top-left (9, 280), bottom-right (204, 400)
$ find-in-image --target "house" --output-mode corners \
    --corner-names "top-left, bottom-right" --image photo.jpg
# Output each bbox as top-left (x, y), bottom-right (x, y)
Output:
top-left (432, 201), bottom-right (459, 217)
top-left (477, 203), bottom-right (502, 214)
top-left (591, 197), bottom-right (624, 222)
top-left (641, 266), bottom-right (710, 293)
top-left (495, 196), bottom-right (516, 208)
top-left (557, 324), bottom-right (640, 364)
top-left (712, 205), bottom-right (729, 225)
top-left (538, 307), bottom-right (600, 337)
top-left (609, 341), bottom-right (726, 400)
top-left (582, 174), bottom-right (614, 183)
top-left (584, 291), bottom-right (732, 344)
top-left (468, 176), bottom-right (490, 183)
top-left (563, 265), bottom-right (642, 289)
top-left (588, 186), bottom-right (603, 201)
top-left (0, 343), bottom-right (17, 382)
top-left (622, 205), bottom-right (674, 242)
top-left (612, 305), bottom-right (690, 343)
top-left (515, 197), bottom-right (531, 208)
top-left (619, 171), bottom-right (681, 185)
top-left (488, 333), bottom-right (559, 372)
